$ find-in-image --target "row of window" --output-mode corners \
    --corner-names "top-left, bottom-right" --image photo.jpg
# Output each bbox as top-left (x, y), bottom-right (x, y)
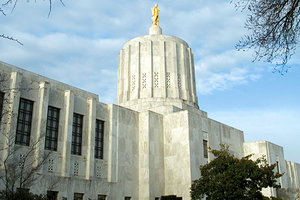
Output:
top-left (14, 98), bottom-right (104, 159)
top-left (0, 94), bottom-right (208, 160)
top-left (74, 194), bottom-right (131, 200)
top-left (16, 190), bottom-right (115, 200)
top-left (49, 191), bottom-right (129, 200)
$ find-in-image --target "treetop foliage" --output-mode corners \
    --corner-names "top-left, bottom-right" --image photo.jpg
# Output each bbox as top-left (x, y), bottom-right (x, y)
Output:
top-left (190, 144), bottom-right (282, 200)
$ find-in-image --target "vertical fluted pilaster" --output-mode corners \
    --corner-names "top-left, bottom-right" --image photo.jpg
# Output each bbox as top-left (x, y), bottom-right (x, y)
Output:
top-left (0, 72), bottom-right (22, 166)
top-left (85, 97), bottom-right (96, 179)
top-left (61, 90), bottom-right (74, 177)
top-left (33, 81), bottom-right (50, 171)
top-left (116, 33), bottom-right (199, 110)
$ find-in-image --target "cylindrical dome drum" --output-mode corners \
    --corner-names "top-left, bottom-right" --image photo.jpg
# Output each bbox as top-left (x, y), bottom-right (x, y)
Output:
top-left (117, 26), bottom-right (198, 111)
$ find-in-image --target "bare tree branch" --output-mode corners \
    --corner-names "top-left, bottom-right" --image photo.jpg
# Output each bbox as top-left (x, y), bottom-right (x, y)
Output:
top-left (0, 0), bottom-right (65, 44)
top-left (48, 0), bottom-right (65, 17)
top-left (233, 0), bottom-right (300, 73)
top-left (0, 7), bottom-right (6, 15)
top-left (0, 34), bottom-right (23, 45)
top-left (1, 0), bottom-right (13, 6)
top-left (48, 0), bottom-right (51, 17)
top-left (0, 75), bottom-right (55, 197)
top-left (0, 74), bottom-right (59, 199)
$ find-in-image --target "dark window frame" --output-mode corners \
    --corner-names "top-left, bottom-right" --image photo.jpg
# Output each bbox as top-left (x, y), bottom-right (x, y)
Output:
top-left (74, 193), bottom-right (84, 200)
top-left (98, 194), bottom-right (107, 200)
top-left (203, 139), bottom-right (208, 158)
top-left (47, 190), bottom-right (58, 200)
top-left (15, 98), bottom-right (34, 146)
top-left (0, 91), bottom-right (4, 122)
top-left (276, 161), bottom-right (280, 173)
top-left (45, 106), bottom-right (60, 151)
top-left (71, 113), bottom-right (83, 155)
top-left (95, 119), bottom-right (104, 159)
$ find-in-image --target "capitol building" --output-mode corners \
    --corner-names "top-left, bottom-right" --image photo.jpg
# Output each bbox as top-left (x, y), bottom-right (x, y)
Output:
top-left (0, 8), bottom-right (299, 200)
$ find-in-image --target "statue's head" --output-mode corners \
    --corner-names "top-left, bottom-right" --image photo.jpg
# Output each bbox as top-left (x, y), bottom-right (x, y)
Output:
top-left (155, 3), bottom-right (158, 8)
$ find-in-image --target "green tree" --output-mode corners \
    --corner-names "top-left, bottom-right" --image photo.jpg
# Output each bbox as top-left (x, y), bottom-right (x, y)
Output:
top-left (234, 0), bottom-right (300, 73)
top-left (190, 145), bottom-right (282, 200)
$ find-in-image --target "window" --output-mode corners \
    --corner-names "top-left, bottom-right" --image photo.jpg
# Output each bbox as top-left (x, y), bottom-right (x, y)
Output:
top-left (72, 113), bottom-right (83, 155)
top-left (276, 161), bottom-right (280, 173)
top-left (47, 191), bottom-right (58, 200)
top-left (95, 119), bottom-right (104, 159)
top-left (0, 92), bottom-right (4, 122)
top-left (125, 197), bottom-right (131, 200)
top-left (45, 106), bottom-right (60, 151)
top-left (15, 98), bottom-right (34, 146)
top-left (98, 195), bottom-right (106, 200)
top-left (203, 139), bottom-right (208, 158)
top-left (74, 193), bottom-right (84, 200)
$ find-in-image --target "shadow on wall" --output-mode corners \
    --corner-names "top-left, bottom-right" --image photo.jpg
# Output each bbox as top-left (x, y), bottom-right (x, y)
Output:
top-left (277, 188), bottom-right (300, 200)
top-left (160, 195), bottom-right (182, 200)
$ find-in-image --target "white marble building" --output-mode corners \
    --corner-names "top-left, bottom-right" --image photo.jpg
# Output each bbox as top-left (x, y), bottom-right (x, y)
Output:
top-left (0, 24), bottom-right (299, 200)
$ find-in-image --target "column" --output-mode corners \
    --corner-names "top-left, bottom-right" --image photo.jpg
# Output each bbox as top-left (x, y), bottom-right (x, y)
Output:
top-left (107, 104), bottom-right (119, 182)
top-left (60, 90), bottom-right (74, 177)
top-left (33, 81), bottom-right (50, 170)
top-left (85, 97), bottom-right (96, 179)
top-left (138, 111), bottom-right (150, 200)
top-left (0, 72), bottom-right (22, 165)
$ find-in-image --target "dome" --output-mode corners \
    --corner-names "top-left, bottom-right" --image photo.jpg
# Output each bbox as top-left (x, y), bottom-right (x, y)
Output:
top-left (116, 25), bottom-right (198, 111)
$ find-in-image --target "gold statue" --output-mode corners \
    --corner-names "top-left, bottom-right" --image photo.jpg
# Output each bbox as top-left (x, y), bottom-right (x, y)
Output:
top-left (152, 3), bottom-right (160, 26)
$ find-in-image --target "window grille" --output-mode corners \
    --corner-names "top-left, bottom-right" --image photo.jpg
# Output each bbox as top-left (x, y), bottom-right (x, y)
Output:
top-left (71, 113), bottom-right (83, 155)
top-left (74, 193), bottom-right (84, 200)
top-left (45, 106), bottom-right (60, 151)
top-left (15, 98), bottom-right (34, 146)
top-left (203, 139), bottom-right (208, 158)
top-left (95, 120), bottom-right (104, 159)
top-left (98, 195), bottom-right (106, 200)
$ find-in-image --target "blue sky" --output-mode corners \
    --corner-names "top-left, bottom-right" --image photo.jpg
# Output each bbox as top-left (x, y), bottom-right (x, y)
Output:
top-left (0, 0), bottom-right (299, 163)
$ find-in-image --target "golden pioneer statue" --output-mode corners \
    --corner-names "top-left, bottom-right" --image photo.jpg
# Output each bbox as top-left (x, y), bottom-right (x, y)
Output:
top-left (152, 3), bottom-right (160, 26)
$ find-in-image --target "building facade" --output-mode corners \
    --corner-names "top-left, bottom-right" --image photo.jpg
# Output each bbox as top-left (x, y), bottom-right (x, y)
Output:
top-left (0, 25), bottom-right (299, 200)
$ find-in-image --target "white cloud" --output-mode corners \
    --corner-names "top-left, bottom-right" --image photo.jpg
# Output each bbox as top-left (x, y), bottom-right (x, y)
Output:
top-left (0, 29), bottom-right (124, 103)
top-left (0, 0), bottom-right (288, 101)
top-left (195, 49), bottom-right (263, 94)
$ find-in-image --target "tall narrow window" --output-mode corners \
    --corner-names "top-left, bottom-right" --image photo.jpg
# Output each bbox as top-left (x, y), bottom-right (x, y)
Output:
top-left (203, 139), bottom-right (208, 158)
top-left (276, 161), bottom-right (280, 173)
top-left (45, 106), bottom-right (60, 151)
top-left (95, 119), bottom-right (104, 159)
top-left (15, 98), bottom-right (34, 146)
top-left (0, 92), bottom-right (4, 122)
top-left (72, 113), bottom-right (83, 155)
